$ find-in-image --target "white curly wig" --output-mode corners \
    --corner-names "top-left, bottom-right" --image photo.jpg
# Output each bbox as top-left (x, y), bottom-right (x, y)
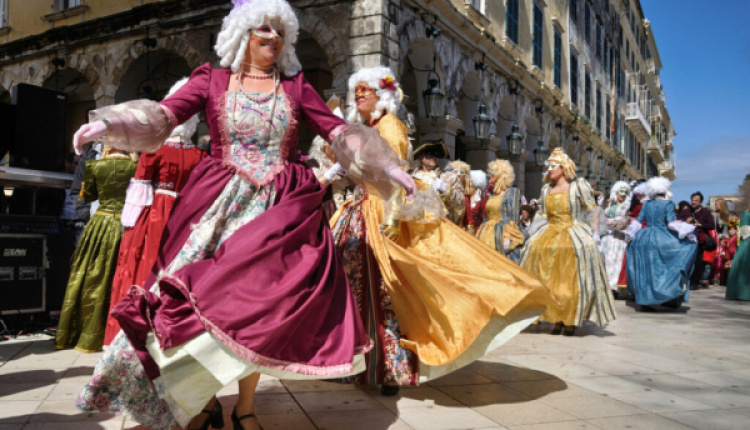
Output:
top-left (608, 181), bottom-right (631, 218)
top-left (214, 0), bottom-right (301, 77)
top-left (646, 176), bottom-right (671, 198)
top-left (165, 78), bottom-right (199, 141)
top-left (632, 181), bottom-right (648, 197)
top-left (347, 66), bottom-right (402, 123)
top-left (470, 170), bottom-right (487, 191)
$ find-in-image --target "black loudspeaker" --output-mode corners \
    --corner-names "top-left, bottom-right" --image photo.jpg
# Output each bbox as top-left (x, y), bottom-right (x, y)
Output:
top-left (0, 234), bottom-right (46, 314)
top-left (0, 103), bottom-right (15, 158)
top-left (11, 84), bottom-right (67, 172)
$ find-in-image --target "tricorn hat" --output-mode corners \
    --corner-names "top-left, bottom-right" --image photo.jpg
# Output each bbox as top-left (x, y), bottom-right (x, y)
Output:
top-left (413, 140), bottom-right (448, 159)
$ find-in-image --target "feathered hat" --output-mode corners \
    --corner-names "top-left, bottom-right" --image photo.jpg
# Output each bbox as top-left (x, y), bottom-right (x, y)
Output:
top-left (646, 176), bottom-right (671, 197)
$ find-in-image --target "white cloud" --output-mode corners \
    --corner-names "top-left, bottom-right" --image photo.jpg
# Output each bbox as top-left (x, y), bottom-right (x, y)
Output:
top-left (670, 134), bottom-right (750, 202)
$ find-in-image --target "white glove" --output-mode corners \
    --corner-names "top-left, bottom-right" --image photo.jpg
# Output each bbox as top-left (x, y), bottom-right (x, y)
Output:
top-left (386, 167), bottom-right (417, 200)
top-left (73, 120), bottom-right (109, 155)
top-left (503, 239), bottom-right (511, 253)
top-left (593, 232), bottom-right (601, 246)
top-left (432, 178), bottom-right (447, 193)
top-left (597, 195), bottom-right (605, 206)
top-left (323, 162), bottom-right (343, 182)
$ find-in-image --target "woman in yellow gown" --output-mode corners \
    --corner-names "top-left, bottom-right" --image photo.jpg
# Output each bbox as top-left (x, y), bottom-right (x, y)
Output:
top-left (520, 148), bottom-right (616, 336)
top-left (477, 159), bottom-right (525, 263)
top-left (330, 66), bottom-right (556, 395)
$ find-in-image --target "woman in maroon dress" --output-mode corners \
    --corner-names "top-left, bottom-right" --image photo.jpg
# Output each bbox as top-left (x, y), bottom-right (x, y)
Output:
top-left (71, 1), bottom-right (415, 429)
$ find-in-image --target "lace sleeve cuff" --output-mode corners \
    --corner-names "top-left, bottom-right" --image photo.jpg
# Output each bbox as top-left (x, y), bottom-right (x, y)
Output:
top-left (89, 100), bottom-right (174, 153)
top-left (121, 180), bottom-right (154, 228)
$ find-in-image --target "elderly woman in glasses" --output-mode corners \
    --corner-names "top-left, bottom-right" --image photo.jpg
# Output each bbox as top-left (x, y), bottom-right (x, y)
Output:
top-left (330, 66), bottom-right (555, 396)
top-left (520, 148), bottom-right (616, 336)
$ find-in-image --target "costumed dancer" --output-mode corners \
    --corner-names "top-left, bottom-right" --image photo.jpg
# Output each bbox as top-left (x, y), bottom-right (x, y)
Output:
top-left (614, 181), bottom-right (647, 295)
top-left (71, 2), bottom-right (418, 429)
top-left (599, 181), bottom-right (632, 296)
top-left (626, 177), bottom-right (697, 310)
top-left (719, 219), bottom-right (738, 286)
top-left (520, 148), bottom-right (616, 336)
top-left (726, 210), bottom-right (750, 300)
top-left (103, 78), bottom-right (207, 346)
top-left (55, 146), bottom-right (137, 353)
top-left (411, 140), bottom-right (465, 224)
top-left (468, 170), bottom-right (488, 232)
top-left (330, 67), bottom-right (555, 395)
top-left (476, 160), bottom-right (525, 263)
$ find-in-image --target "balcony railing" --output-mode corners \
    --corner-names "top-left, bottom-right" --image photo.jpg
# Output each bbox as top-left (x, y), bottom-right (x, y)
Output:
top-left (626, 102), bottom-right (651, 141)
top-left (647, 137), bottom-right (664, 163)
top-left (659, 160), bottom-right (675, 180)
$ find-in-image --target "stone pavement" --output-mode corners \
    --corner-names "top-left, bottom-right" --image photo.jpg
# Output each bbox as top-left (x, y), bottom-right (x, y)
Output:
top-left (1, 286), bottom-right (750, 430)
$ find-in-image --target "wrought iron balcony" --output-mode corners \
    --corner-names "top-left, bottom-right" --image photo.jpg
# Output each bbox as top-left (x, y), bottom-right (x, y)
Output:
top-left (626, 102), bottom-right (651, 142)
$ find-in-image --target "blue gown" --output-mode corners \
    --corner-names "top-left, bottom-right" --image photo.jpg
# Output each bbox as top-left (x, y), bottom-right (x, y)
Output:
top-left (626, 199), bottom-right (697, 305)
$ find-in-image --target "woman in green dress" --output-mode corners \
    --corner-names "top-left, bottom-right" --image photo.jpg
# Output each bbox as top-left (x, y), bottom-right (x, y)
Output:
top-left (55, 146), bottom-right (137, 352)
top-left (725, 210), bottom-right (750, 300)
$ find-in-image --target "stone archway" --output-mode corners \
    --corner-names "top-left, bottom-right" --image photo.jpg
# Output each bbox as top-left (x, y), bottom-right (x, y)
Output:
top-left (298, 10), bottom-right (350, 91)
top-left (110, 35), bottom-right (202, 102)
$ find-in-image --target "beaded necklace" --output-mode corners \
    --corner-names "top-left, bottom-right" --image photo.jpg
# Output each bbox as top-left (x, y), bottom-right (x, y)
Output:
top-left (231, 66), bottom-right (280, 141)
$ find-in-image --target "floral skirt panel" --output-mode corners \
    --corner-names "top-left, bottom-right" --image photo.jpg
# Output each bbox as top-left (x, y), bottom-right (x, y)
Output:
top-left (600, 234), bottom-right (628, 291)
top-left (330, 196), bottom-right (419, 386)
top-left (78, 173), bottom-right (275, 429)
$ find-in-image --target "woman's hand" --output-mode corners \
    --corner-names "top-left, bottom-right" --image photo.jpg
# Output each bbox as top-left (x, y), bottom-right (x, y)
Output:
top-left (387, 168), bottom-right (417, 200)
top-left (73, 121), bottom-right (109, 155)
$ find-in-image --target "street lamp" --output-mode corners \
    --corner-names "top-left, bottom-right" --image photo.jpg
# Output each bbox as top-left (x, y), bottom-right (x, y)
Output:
top-left (534, 138), bottom-right (549, 166)
top-left (423, 74), bottom-right (445, 121)
top-left (506, 123), bottom-right (524, 156)
top-left (473, 101), bottom-right (492, 141)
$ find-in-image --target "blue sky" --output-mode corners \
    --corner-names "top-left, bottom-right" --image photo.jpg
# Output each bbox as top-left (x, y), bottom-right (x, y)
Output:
top-left (640, 0), bottom-right (750, 204)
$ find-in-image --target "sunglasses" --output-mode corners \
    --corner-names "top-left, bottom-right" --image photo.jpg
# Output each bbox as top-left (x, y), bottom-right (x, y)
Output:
top-left (252, 24), bottom-right (285, 41)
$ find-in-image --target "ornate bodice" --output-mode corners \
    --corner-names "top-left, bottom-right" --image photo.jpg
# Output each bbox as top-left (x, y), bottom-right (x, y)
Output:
top-left (546, 193), bottom-right (573, 227)
top-left (223, 90), bottom-right (291, 186)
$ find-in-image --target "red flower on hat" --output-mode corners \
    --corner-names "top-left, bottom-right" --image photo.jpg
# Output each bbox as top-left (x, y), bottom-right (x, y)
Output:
top-left (379, 76), bottom-right (397, 91)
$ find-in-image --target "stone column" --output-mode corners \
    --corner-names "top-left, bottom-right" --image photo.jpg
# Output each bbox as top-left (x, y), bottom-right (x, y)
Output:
top-left (462, 136), bottom-right (500, 169)
top-left (415, 117), bottom-right (464, 160)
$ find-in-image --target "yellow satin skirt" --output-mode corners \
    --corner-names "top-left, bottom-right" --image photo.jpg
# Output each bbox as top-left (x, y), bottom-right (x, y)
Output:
top-left (521, 194), bottom-right (579, 325)
top-left (333, 192), bottom-right (556, 369)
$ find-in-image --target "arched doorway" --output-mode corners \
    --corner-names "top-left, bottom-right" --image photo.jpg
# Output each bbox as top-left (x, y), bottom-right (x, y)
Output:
top-left (42, 69), bottom-right (95, 155)
top-left (296, 29), bottom-right (332, 155)
top-left (114, 50), bottom-right (192, 103)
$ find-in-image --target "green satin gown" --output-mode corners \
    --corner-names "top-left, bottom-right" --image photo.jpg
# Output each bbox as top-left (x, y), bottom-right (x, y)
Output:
top-left (55, 156), bottom-right (136, 352)
top-left (726, 210), bottom-right (750, 301)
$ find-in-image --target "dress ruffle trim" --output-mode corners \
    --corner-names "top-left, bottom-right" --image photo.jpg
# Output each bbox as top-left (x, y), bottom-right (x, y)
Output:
top-left (160, 273), bottom-right (372, 377)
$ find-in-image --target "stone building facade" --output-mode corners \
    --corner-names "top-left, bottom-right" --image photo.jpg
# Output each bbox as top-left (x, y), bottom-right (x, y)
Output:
top-left (0, 0), bottom-right (676, 198)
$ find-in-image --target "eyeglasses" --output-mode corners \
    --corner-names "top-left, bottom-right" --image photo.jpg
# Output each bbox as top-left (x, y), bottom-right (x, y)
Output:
top-left (252, 24), bottom-right (285, 41)
top-left (354, 85), bottom-right (375, 96)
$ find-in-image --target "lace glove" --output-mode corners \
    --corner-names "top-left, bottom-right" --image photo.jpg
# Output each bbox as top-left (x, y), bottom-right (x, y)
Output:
top-left (503, 239), bottom-right (511, 253)
top-left (432, 178), bottom-right (447, 194)
top-left (73, 121), bottom-right (109, 155)
top-left (386, 167), bottom-right (417, 200)
top-left (381, 187), bottom-right (404, 241)
top-left (323, 162), bottom-right (344, 182)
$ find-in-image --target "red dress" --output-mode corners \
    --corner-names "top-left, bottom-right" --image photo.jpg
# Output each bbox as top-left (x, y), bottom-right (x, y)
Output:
top-left (721, 235), bottom-right (738, 284)
top-left (103, 140), bottom-right (205, 345)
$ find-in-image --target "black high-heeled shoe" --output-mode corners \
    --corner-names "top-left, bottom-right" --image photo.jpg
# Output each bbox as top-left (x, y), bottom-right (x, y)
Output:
top-left (188, 398), bottom-right (224, 430)
top-left (232, 407), bottom-right (264, 430)
top-left (551, 323), bottom-right (564, 335)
